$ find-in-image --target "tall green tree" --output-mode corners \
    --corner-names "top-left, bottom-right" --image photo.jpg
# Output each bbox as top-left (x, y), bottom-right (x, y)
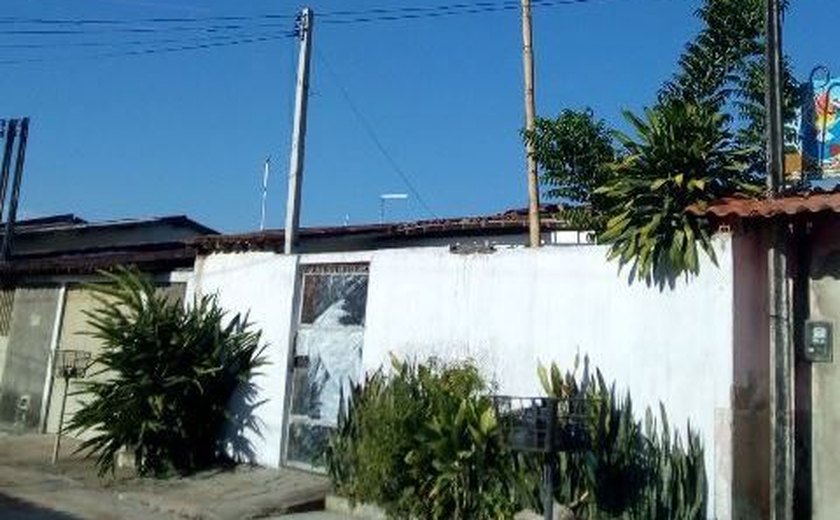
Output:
top-left (525, 109), bottom-right (616, 230)
top-left (660, 0), bottom-right (801, 173)
top-left (596, 0), bottom-right (800, 284)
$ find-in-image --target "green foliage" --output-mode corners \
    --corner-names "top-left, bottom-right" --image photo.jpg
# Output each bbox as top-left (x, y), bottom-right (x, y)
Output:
top-left (637, 407), bottom-right (708, 520)
top-left (538, 360), bottom-right (707, 520)
top-left (326, 357), bottom-right (519, 519)
top-left (661, 0), bottom-right (800, 174)
top-left (661, 0), bottom-right (765, 106)
top-left (528, 1), bottom-right (804, 285)
top-left (407, 396), bottom-right (519, 519)
top-left (330, 355), bottom-right (707, 519)
top-left (525, 109), bottom-right (616, 226)
top-left (596, 100), bottom-right (756, 287)
top-left (67, 267), bottom-right (266, 477)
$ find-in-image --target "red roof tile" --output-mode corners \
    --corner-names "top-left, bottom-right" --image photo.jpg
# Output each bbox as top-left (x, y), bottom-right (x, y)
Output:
top-left (688, 190), bottom-right (840, 219)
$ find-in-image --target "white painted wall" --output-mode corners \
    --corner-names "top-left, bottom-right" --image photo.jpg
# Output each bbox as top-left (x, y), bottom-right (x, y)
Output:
top-left (191, 238), bottom-right (734, 517)
top-left (188, 252), bottom-right (299, 468)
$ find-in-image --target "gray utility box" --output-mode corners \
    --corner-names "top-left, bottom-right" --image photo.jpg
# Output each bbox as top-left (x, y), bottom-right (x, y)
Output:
top-left (805, 320), bottom-right (834, 363)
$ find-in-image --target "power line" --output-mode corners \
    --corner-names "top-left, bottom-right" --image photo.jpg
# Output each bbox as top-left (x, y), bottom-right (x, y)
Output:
top-left (320, 0), bottom-right (605, 24)
top-left (0, 32), bottom-right (297, 65)
top-left (0, 13), bottom-right (296, 25)
top-left (0, 0), bottom-right (616, 63)
top-left (315, 48), bottom-right (438, 219)
top-left (0, 21), bottom-right (289, 36)
top-left (0, 31), bottom-right (284, 50)
top-left (0, 0), bottom-right (614, 31)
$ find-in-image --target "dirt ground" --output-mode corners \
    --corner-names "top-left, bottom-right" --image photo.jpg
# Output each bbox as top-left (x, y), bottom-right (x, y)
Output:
top-left (0, 433), bottom-right (329, 520)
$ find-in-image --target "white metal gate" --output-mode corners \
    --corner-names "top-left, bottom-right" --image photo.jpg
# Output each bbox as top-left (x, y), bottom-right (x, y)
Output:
top-left (284, 263), bottom-right (369, 470)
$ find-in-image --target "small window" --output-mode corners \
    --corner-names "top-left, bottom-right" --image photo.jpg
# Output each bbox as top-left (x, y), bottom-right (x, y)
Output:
top-left (300, 264), bottom-right (369, 326)
top-left (0, 289), bottom-right (13, 336)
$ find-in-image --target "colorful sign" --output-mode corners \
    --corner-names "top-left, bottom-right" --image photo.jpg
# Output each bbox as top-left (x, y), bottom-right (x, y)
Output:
top-left (801, 76), bottom-right (840, 177)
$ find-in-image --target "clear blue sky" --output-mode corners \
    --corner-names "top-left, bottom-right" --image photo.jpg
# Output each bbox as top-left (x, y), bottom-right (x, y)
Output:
top-left (1, 0), bottom-right (835, 232)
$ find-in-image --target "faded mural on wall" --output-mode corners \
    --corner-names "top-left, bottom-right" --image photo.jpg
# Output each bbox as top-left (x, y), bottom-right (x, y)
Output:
top-left (801, 76), bottom-right (840, 177)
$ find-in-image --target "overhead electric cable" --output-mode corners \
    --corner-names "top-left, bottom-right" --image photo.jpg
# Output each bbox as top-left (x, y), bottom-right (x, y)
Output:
top-left (0, 0), bottom-right (612, 30)
top-left (0, 31), bottom-right (282, 49)
top-left (316, 49), bottom-right (438, 219)
top-left (0, 32), bottom-right (296, 65)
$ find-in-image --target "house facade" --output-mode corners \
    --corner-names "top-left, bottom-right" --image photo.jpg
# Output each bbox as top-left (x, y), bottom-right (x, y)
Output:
top-left (187, 209), bottom-right (739, 519)
top-left (694, 189), bottom-right (840, 519)
top-left (0, 214), bottom-right (216, 435)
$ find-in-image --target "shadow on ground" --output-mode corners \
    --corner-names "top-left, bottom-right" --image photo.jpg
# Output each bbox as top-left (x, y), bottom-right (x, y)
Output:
top-left (0, 491), bottom-right (86, 520)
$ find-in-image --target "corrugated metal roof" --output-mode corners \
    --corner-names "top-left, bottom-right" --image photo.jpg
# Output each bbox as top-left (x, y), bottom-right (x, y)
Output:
top-left (688, 188), bottom-right (840, 219)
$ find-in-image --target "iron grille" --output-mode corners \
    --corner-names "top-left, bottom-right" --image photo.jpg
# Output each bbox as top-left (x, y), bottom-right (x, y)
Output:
top-left (0, 289), bottom-right (13, 336)
top-left (492, 395), bottom-right (591, 453)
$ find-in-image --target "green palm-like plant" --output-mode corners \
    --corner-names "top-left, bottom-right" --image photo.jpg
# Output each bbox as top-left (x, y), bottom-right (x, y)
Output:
top-left (597, 100), bottom-right (756, 287)
top-left (537, 361), bottom-right (707, 519)
top-left (67, 267), bottom-right (266, 476)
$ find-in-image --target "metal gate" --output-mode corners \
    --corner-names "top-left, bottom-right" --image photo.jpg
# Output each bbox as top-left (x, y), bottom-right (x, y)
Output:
top-left (0, 286), bottom-right (62, 431)
top-left (284, 263), bottom-right (369, 470)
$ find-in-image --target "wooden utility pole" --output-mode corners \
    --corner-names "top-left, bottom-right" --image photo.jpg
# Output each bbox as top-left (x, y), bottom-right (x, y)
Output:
top-left (284, 8), bottom-right (313, 255)
top-left (764, 0), bottom-right (793, 517)
top-left (521, 0), bottom-right (541, 248)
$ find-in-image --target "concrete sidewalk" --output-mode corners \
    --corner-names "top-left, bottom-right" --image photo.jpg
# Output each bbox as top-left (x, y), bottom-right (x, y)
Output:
top-left (0, 433), bottom-right (330, 520)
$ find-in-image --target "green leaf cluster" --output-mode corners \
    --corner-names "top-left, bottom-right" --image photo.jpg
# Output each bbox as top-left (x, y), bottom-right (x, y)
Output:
top-left (597, 100), bottom-right (757, 287)
top-left (67, 267), bottom-right (266, 477)
top-left (525, 109), bottom-right (616, 228)
top-left (537, 360), bottom-right (707, 520)
top-left (328, 355), bottom-right (707, 519)
top-left (326, 357), bottom-right (520, 519)
top-left (661, 0), bottom-right (801, 168)
top-left (529, 0), bottom-right (804, 286)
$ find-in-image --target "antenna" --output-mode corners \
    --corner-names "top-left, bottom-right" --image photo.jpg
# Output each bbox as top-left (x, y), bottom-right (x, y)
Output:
top-left (379, 193), bottom-right (408, 224)
top-left (260, 156), bottom-right (270, 231)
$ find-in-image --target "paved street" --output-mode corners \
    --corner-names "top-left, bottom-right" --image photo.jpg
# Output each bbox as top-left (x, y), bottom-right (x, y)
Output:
top-left (0, 433), bottom-right (330, 520)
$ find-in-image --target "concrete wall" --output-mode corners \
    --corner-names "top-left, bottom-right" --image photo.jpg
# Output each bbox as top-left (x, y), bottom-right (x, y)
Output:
top-left (44, 284), bottom-right (186, 437)
top-left (191, 238), bottom-right (736, 517)
top-left (189, 253), bottom-right (303, 467)
top-left (806, 217), bottom-right (840, 520)
top-left (364, 243), bottom-right (734, 519)
top-left (730, 227), bottom-right (771, 519)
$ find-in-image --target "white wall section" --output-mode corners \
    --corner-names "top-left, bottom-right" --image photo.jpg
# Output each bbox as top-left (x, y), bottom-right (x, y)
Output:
top-left (192, 238), bottom-right (734, 516)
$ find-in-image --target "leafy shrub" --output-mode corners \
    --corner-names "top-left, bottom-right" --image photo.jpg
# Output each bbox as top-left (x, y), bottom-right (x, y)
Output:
top-left (539, 359), bottom-right (707, 519)
top-left (327, 357), bottom-right (519, 518)
top-left (406, 396), bottom-right (519, 519)
top-left (68, 268), bottom-right (266, 477)
top-left (329, 355), bottom-right (707, 520)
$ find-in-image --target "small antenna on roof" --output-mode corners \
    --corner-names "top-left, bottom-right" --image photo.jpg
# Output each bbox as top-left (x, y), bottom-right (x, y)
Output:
top-left (379, 193), bottom-right (408, 224)
top-left (260, 156), bottom-right (270, 231)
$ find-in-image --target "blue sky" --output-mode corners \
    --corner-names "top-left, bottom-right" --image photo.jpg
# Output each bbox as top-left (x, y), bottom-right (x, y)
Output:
top-left (1, 0), bottom-right (836, 232)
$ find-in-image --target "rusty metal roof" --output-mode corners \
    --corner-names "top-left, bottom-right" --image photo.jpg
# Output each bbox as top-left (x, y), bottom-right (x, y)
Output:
top-left (194, 205), bottom-right (572, 253)
top-left (688, 188), bottom-right (840, 219)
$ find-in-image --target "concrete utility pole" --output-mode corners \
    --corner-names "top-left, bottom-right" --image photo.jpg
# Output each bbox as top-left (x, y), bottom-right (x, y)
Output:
top-left (764, 0), bottom-right (793, 517)
top-left (520, 0), bottom-right (541, 248)
top-left (0, 119), bottom-right (18, 227)
top-left (284, 7), bottom-right (313, 255)
top-left (1, 117), bottom-right (28, 261)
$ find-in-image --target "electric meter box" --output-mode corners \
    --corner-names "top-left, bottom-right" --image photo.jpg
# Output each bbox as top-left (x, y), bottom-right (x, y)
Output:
top-left (805, 320), bottom-right (834, 363)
